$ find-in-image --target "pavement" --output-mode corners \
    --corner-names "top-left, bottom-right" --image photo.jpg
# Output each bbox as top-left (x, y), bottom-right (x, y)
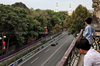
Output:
top-left (18, 32), bottom-right (74, 66)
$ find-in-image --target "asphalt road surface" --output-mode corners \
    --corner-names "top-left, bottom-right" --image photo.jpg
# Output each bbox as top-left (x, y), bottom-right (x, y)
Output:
top-left (18, 32), bottom-right (74, 66)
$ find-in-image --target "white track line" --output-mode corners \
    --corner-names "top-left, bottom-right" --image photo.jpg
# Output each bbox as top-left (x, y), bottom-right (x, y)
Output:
top-left (45, 48), bottom-right (50, 52)
top-left (56, 61), bottom-right (60, 66)
top-left (18, 33), bottom-right (67, 66)
top-left (40, 36), bottom-right (71, 66)
top-left (31, 57), bottom-right (39, 64)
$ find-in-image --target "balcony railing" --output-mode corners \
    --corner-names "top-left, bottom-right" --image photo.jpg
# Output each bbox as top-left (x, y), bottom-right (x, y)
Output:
top-left (59, 29), bottom-right (100, 66)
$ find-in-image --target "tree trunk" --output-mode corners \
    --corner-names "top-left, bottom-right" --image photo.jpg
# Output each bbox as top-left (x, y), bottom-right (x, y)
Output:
top-left (6, 38), bottom-right (10, 53)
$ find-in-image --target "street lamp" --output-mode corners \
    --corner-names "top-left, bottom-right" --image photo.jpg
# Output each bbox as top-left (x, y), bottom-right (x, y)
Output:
top-left (44, 26), bottom-right (47, 34)
top-left (44, 26), bottom-right (47, 29)
top-left (44, 26), bottom-right (47, 43)
top-left (3, 36), bottom-right (6, 39)
top-left (0, 35), bottom-right (6, 50)
top-left (0, 37), bottom-right (2, 40)
top-left (0, 35), bottom-right (6, 41)
top-left (60, 23), bottom-right (63, 32)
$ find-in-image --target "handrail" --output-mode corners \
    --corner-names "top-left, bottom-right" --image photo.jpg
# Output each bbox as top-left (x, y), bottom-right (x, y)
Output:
top-left (58, 29), bottom-right (83, 66)
top-left (59, 29), bottom-right (100, 66)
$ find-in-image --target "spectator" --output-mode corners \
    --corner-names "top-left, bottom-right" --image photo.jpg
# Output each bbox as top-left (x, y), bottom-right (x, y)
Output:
top-left (75, 37), bottom-right (100, 66)
top-left (83, 17), bottom-right (96, 46)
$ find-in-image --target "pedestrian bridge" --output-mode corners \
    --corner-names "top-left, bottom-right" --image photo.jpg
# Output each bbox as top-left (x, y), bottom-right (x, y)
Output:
top-left (59, 29), bottom-right (100, 66)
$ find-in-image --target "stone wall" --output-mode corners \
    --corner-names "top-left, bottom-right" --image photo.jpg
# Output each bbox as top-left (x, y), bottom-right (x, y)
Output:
top-left (92, 0), bottom-right (100, 29)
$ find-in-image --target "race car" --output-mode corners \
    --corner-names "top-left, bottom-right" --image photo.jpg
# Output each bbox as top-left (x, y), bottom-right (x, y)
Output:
top-left (51, 43), bottom-right (58, 46)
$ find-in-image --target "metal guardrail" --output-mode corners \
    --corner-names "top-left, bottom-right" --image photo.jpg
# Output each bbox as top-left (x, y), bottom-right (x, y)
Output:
top-left (0, 31), bottom-right (62, 66)
top-left (9, 32), bottom-right (66, 66)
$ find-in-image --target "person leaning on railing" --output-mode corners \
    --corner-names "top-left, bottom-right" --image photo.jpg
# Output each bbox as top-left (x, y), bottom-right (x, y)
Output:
top-left (83, 17), bottom-right (96, 47)
top-left (75, 37), bottom-right (100, 66)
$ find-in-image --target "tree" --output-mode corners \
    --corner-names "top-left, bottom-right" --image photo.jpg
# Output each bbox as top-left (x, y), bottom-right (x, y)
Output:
top-left (0, 4), bottom-right (28, 48)
top-left (0, 2), bottom-right (68, 55)
top-left (26, 15), bottom-right (43, 44)
top-left (55, 11), bottom-right (68, 23)
top-left (53, 24), bottom-right (61, 32)
top-left (12, 2), bottom-right (31, 14)
top-left (66, 5), bottom-right (91, 35)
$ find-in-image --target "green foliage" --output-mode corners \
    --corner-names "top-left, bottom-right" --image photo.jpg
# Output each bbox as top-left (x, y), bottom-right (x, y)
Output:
top-left (0, 2), bottom-right (68, 55)
top-left (0, 4), bottom-right (28, 48)
top-left (66, 5), bottom-right (91, 35)
top-left (53, 24), bottom-right (61, 32)
top-left (12, 2), bottom-right (31, 14)
top-left (45, 10), bottom-right (67, 33)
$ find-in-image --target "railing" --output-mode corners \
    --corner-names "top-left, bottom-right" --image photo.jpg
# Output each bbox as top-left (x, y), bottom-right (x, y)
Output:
top-left (58, 29), bottom-right (83, 66)
top-left (59, 29), bottom-right (100, 66)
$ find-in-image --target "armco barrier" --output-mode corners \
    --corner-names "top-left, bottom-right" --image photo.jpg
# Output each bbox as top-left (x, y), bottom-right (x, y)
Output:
top-left (17, 59), bottom-right (22, 64)
top-left (38, 48), bottom-right (40, 51)
top-left (10, 58), bottom-right (22, 66)
top-left (0, 33), bottom-right (55, 62)
top-left (41, 46), bottom-right (44, 49)
top-left (9, 32), bottom-right (63, 66)
top-left (10, 32), bottom-right (71, 66)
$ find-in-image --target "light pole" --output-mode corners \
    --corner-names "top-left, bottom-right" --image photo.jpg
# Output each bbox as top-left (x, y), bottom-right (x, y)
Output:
top-left (0, 32), bottom-right (6, 50)
top-left (3, 36), bottom-right (6, 39)
top-left (60, 22), bottom-right (63, 32)
top-left (0, 36), bottom-right (2, 50)
top-left (0, 32), bottom-right (10, 53)
top-left (44, 26), bottom-right (47, 34)
top-left (44, 26), bottom-right (47, 43)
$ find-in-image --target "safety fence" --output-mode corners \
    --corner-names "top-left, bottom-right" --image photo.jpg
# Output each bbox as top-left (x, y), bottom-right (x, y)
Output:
top-left (0, 31), bottom-right (63, 66)
top-left (9, 32), bottom-right (65, 66)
